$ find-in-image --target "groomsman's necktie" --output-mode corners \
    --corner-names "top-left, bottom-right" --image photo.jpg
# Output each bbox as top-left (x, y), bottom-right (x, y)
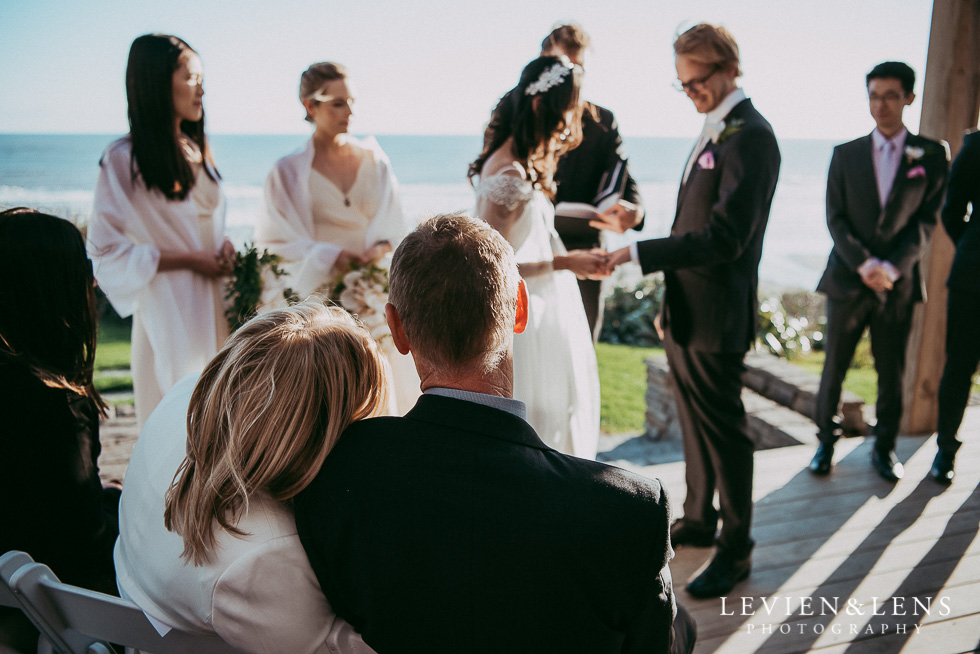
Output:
top-left (876, 140), bottom-right (899, 208)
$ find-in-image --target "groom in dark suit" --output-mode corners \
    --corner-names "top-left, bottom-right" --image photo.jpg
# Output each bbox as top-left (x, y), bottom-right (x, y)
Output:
top-left (932, 129), bottom-right (980, 484)
top-left (607, 24), bottom-right (780, 598)
top-left (809, 62), bottom-right (949, 483)
top-left (295, 213), bottom-right (695, 654)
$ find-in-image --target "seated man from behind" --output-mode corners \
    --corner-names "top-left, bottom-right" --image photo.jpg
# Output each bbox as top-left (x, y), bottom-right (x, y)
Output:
top-left (296, 212), bottom-right (694, 654)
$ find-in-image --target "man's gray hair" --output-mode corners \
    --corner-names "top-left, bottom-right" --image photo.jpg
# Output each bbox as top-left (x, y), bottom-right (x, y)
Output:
top-left (388, 212), bottom-right (520, 376)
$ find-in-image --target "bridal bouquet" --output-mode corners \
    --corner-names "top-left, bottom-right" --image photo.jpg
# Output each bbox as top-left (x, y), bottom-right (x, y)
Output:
top-left (225, 243), bottom-right (298, 333)
top-left (322, 252), bottom-right (393, 346)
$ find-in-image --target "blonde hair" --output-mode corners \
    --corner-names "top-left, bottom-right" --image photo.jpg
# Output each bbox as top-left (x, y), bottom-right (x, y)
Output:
top-left (388, 212), bottom-right (520, 377)
top-left (164, 302), bottom-right (388, 565)
top-left (673, 23), bottom-right (742, 77)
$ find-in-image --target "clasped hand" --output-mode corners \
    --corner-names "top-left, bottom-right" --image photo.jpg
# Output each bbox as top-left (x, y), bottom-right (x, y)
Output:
top-left (858, 260), bottom-right (897, 292)
top-left (565, 245), bottom-right (635, 278)
top-left (564, 249), bottom-right (611, 280)
top-left (195, 238), bottom-right (236, 277)
top-left (336, 240), bottom-right (393, 271)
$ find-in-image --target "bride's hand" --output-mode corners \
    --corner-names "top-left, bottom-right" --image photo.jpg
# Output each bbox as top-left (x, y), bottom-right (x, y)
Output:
top-left (334, 249), bottom-right (363, 272)
top-left (363, 240), bottom-right (392, 263)
top-left (558, 250), bottom-right (609, 279)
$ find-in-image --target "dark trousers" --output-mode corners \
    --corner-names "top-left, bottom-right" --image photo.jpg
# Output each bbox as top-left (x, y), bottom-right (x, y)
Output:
top-left (937, 287), bottom-right (980, 455)
top-left (815, 286), bottom-right (915, 450)
top-left (664, 332), bottom-right (754, 556)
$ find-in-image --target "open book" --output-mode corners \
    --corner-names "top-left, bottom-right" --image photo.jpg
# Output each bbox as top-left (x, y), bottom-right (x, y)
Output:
top-left (554, 193), bottom-right (620, 239)
top-left (554, 159), bottom-right (629, 240)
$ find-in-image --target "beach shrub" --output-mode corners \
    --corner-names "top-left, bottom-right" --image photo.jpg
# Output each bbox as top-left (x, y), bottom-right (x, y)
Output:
top-left (600, 281), bottom-right (831, 361)
top-left (757, 292), bottom-right (826, 359)
top-left (599, 278), bottom-right (665, 346)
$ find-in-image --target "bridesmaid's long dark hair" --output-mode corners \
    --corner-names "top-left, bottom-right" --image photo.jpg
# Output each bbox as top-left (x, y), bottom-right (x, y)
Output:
top-left (0, 208), bottom-right (107, 416)
top-left (468, 56), bottom-right (583, 197)
top-left (123, 33), bottom-right (219, 201)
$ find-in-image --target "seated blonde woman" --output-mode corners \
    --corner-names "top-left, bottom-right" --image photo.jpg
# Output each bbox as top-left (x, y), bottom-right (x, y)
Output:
top-left (113, 303), bottom-right (387, 653)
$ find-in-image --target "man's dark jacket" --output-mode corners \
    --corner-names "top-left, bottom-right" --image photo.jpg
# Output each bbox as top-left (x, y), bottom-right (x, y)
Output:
top-left (295, 394), bottom-right (675, 654)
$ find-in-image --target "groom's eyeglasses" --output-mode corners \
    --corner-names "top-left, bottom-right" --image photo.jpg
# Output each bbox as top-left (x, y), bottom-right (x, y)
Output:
top-left (672, 65), bottom-right (721, 93)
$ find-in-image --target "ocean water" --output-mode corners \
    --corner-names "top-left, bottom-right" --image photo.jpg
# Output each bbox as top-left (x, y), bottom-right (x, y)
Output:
top-left (0, 133), bottom-right (836, 290)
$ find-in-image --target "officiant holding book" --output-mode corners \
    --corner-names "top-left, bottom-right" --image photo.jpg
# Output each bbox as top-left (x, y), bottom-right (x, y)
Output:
top-left (541, 23), bottom-right (645, 340)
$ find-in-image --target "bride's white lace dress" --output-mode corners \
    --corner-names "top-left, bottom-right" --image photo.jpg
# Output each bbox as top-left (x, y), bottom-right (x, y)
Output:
top-left (476, 171), bottom-right (600, 459)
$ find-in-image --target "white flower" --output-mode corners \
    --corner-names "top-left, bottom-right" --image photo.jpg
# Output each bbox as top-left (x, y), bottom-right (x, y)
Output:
top-left (904, 145), bottom-right (925, 161)
top-left (704, 120), bottom-right (725, 144)
top-left (343, 270), bottom-right (364, 288)
top-left (339, 288), bottom-right (361, 311)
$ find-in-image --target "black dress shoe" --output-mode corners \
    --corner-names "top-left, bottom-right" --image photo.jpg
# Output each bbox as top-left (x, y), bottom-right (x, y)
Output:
top-left (670, 519), bottom-right (715, 548)
top-left (930, 451), bottom-right (955, 484)
top-left (809, 442), bottom-right (835, 475)
top-left (871, 448), bottom-right (904, 482)
top-left (686, 550), bottom-right (752, 598)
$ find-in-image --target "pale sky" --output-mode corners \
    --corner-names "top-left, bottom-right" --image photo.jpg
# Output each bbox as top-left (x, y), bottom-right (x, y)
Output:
top-left (1, 0), bottom-right (935, 139)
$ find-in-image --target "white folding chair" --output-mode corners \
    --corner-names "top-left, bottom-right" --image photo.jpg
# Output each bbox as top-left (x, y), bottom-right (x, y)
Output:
top-left (1, 551), bottom-right (33, 608)
top-left (1, 550), bottom-right (60, 653)
top-left (8, 559), bottom-right (242, 654)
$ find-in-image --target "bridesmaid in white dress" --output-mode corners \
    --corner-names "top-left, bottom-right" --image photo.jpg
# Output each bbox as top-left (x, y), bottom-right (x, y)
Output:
top-left (470, 56), bottom-right (605, 459)
top-left (88, 34), bottom-right (234, 429)
top-left (258, 62), bottom-right (420, 414)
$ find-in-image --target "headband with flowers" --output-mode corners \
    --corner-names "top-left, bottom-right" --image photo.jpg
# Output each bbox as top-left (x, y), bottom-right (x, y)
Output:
top-left (524, 57), bottom-right (577, 96)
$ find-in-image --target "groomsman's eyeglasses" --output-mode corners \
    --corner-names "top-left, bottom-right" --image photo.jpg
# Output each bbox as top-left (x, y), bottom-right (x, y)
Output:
top-left (672, 65), bottom-right (722, 93)
top-left (868, 91), bottom-right (906, 104)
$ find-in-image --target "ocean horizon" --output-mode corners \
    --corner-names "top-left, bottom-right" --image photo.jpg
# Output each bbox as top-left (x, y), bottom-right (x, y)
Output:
top-left (0, 133), bottom-right (837, 291)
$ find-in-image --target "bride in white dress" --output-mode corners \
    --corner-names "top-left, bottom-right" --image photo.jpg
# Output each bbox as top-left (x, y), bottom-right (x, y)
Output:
top-left (257, 62), bottom-right (420, 415)
top-left (470, 56), bottom-right (605, 459)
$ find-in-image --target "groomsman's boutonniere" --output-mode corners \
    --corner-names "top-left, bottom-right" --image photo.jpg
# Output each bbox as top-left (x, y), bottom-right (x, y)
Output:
top-left (906, 165), bottom-right (926, 179)
top-left (697, 151), bottom-right (715, 170)
top-left (713, 118), bottom-right (745, 144)
top-left (904, 145), bottom-right (925, 164)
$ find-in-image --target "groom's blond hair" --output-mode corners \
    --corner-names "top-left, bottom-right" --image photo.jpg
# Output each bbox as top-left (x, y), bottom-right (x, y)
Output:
top-left (674, 23), bottom-right (742, 77)
top-left (388, 212), bottom-right (519, 377)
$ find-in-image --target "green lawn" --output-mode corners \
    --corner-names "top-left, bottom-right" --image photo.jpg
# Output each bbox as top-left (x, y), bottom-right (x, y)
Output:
top-left (596, 342), bottom-right (663, 434)
top-left (790, 352), bottom-right (878, 405)
top-left (91, 325), bottom-right (660, 431)
top-left (92, 325), bottom-right (972, 428)
top-left (95, 322), bottom-right (132, 372)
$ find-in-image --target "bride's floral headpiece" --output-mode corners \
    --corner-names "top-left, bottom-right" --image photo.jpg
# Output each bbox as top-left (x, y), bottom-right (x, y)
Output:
top-left (524, 56), bottom-right (576, 96)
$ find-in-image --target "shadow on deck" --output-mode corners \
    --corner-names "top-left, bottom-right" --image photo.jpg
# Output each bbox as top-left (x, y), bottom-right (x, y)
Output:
top-left (599, 405), bottom-right (980, 654)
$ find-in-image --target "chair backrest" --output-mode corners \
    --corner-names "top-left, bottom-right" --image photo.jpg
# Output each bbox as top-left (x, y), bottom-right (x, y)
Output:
top-left (9, 561), bottom-right (243, 654)
top-left (2, 550), bottom-right (65, 653)
top-left (0, 551), bottom-right (33, 608)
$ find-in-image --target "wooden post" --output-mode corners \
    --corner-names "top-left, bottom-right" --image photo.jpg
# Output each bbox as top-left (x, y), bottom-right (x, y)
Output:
top-left (902, 0), bottom-right (980, 434)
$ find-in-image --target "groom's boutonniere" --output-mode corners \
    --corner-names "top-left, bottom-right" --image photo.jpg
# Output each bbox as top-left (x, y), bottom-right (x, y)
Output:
top-left (904, 145), bottom-right (925, 164)
top-left (713, 118), bottom-right (745, 144)
top-left (697, 150), bottom-right (715, 170)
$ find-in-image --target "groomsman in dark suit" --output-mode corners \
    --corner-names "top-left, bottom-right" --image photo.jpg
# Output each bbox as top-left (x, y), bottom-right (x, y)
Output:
top-left (540, 23), bottom-right (645, 340)
top-left (607, 24), bottom-right (780, 598)
top-left (932, 129), bottom-right (980, 484)
top-left (809, 62), bottom-right (949, 482)
top-left (296, 213), bottom-right (696, 654)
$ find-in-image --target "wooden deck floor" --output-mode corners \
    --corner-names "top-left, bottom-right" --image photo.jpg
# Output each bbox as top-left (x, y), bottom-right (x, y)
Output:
top-left (608, 405), bottom-right (980, 654)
